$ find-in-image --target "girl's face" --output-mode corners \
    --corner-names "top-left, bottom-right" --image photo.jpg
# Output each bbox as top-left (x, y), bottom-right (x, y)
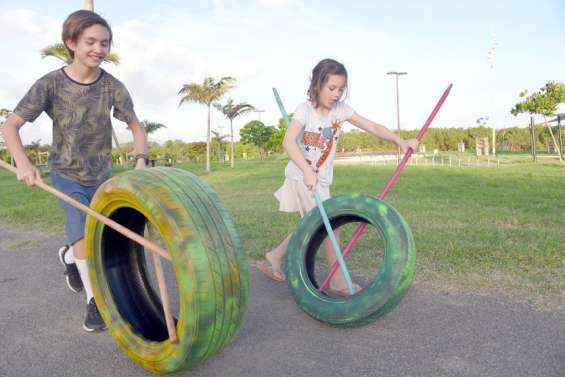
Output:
top-left (317, 74), bottom-right (347, 110)
top-left (67, 24), bottom-right (110, 69)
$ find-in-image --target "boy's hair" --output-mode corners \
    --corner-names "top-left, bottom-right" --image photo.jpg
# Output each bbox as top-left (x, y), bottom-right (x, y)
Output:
top-left (307, 58), bottom-right (348, 106)
top-left (62, 10), bottom-right (113, 59)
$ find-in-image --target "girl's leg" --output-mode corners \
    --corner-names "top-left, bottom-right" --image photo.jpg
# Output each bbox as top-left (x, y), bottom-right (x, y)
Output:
top-left (321, 229), bottom-right (350, 291)
top-left (264, 233), bottom-right (292, 276)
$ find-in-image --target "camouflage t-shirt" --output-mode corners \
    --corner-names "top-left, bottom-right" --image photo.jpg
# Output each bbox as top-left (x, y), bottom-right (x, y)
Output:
top-left (14, 68), bottom-right (138, 185)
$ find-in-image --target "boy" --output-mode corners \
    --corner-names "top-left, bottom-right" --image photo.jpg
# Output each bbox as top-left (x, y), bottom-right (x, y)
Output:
top-left (1, 10), bottom-right (147, 331)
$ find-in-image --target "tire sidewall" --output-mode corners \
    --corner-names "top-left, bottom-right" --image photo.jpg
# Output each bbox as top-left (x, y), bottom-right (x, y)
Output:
top-left (285, 194), bottom-right (415, 326)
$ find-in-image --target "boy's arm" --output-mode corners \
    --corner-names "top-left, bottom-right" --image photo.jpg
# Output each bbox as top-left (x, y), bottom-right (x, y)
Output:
top-left (348, 112), bottom-right (419, 153)
top-left (1, 113), bottom-right (42, 186)
top-left (127, 120), bottom-right (147, 169)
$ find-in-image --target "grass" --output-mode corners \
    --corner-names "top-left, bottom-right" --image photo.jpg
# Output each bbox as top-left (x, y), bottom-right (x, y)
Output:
top-left (0, 158), bottom-right (563, 310)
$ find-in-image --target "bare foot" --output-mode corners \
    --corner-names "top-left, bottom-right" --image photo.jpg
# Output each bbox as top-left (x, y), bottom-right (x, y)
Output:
top-left (256, 252), bottom-right (286, 282)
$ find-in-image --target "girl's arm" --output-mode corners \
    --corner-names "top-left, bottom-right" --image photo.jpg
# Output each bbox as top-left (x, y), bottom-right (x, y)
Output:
top-left (1, 113), bottom-right (42, 186)
top-left (348, 112), bottom-right (419, 153)
top-left (282, 119), bottom-right (316, 190)
top-left (128, 120), bottom-right (147, 169)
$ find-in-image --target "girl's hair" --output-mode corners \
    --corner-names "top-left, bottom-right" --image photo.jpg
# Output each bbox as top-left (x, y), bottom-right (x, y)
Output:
top-left (307, 58), bottom-right (348, 107)
top-left (61, 10), bottom-right (113, 59)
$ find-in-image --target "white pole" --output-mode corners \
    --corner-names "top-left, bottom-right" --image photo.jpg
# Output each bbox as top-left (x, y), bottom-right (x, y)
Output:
top-left (488, 32), bottom-right (497, 155)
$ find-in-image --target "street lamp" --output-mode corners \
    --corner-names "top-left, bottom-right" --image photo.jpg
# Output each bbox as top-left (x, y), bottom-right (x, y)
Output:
top-left (253, 109), bottom-right (265, 122)
top-left (488, 32), bottom-right (497, 155)
top-left (387, 71), bottom-right (407, 159)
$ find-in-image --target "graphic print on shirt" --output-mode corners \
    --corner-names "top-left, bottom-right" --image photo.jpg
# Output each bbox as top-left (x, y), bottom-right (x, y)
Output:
top-left (303, 119), bottom-right (341, 172)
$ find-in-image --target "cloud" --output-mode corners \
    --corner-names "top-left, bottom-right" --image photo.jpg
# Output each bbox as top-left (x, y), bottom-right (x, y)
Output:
top-left (257, 0), bottom-right (296, 7)
top-left (0, 8), bottom-right (59, 38)
top-left (4, 2), bottom-right (559, 146)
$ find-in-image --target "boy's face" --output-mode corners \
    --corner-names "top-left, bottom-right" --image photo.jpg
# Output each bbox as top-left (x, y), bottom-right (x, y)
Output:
top-left (318, 74), bottom-right (347, 110)
top-left (67, 24), bottom-right (110, 68)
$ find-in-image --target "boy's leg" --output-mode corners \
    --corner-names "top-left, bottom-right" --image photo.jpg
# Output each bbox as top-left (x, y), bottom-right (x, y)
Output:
top-left (72, 238), bottom-right (105, 332)
top-left (72, 238), bottom-right (93, 301)
top-left (58, 244), bottom-right (83, 292)
top-left (50, 171), bottom-right (107, 331)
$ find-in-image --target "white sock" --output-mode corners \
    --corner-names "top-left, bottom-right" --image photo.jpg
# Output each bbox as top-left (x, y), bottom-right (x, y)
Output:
top-left (75, 258), bottom-right (94, 303)
top-left (65, 246), bottom-right (75, 264)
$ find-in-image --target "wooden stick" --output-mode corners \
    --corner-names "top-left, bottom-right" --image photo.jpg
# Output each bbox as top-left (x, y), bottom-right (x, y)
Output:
top-left (0, 159), bottom-right (172, 261)
top-left (147, 225), bottom-right (177, 343)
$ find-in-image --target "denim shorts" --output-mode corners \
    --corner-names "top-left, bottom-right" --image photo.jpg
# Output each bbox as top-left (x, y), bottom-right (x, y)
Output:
top-left (50, 171), bottom-right (110, 245)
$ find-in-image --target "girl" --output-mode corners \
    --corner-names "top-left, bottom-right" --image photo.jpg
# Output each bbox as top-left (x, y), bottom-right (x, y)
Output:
top-left (256, 58), bottom-right (419, 295)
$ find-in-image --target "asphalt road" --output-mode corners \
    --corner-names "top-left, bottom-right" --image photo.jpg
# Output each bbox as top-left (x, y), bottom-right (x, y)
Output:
top-left (1, 225), bottom-right (564, 377)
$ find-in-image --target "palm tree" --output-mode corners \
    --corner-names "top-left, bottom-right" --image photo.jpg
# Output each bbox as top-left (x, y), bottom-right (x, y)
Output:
top-left (211, 130), bottom-right (229, 163)
top-left (141, 120), bottom-right (167, 136)
top-left (214, 99), bottom-right (254, 168)
top-left (178, 77), bottom-right (236, 172)
top-left (41, 44), bottom-right (120, 65)
top-left (0, 108), bottom-right (10, 121)
top-left (0, 108), bottom-right (11, 150)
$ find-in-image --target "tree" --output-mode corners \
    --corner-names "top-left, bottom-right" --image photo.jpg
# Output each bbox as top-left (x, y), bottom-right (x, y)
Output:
top-left (178, 77), bottom-right (236, 172)
top-left (28, 139), bottom-right (43, 164)
top-left (0, 109), bottom-right (12, 158)
top-left (41, 43), bottom-right (120, 65)
top-left (239, 120), bottom-right (275, 160)
top-left (511, 81), bottom-right (565, 160)
top-left (213, 98), bottom-right (254, 168)
top-left (268, 116), bottom-right (289, 153)
top-left (141, 120), bottom-right (166, 136)
top-left (211, 130), bottom-right (229, 163)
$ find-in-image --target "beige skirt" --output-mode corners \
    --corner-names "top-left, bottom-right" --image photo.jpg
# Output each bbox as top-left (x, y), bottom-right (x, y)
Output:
top-left (274, 178), bottom-right (330, 216)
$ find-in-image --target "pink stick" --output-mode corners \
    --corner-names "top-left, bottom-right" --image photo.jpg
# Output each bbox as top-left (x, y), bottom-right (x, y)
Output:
top-left (317, 84), bottom-right (453, 293)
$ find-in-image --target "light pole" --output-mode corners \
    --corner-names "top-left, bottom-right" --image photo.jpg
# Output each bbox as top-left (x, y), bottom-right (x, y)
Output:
top-left (253, 109), bottom-right (265, 122)
top-left (387, 71), bottom-right (407, 159)
top-left (488, 32), bottom-right (497, 155)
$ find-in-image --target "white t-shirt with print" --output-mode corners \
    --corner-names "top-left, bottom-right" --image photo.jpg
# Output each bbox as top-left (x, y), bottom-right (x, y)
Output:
top-left (284, 101), bottom-right (354, 187)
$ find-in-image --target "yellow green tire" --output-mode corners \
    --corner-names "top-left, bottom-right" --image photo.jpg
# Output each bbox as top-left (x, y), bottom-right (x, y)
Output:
top-left (286, 194), bottom-right (415, 328)
top-left (84, 167), bottom-right (248, 373)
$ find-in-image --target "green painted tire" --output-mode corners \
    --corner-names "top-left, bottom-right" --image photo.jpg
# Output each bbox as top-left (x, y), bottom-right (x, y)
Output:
top-left (286, 194), bottom-right (415, 328)
top-left (84, 167), bottom-right (248, 373)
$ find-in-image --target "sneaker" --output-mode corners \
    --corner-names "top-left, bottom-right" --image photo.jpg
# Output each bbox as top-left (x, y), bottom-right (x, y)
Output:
top-left (83, 298), bottom-right (106, 332)
top-left (58, 245), bottom-right (83, 293)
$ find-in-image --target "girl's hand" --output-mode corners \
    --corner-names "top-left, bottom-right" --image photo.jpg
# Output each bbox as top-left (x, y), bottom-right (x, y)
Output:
top-left (399, 138), bottom-right (419, 154)
top-left (303, 168), bottom-right (317, 192)
top-left (16, 161), bottom-right (42, 186)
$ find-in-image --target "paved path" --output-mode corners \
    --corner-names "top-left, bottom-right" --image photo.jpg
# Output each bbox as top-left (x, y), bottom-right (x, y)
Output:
top-left (1, 225), bottom-right (564, 377)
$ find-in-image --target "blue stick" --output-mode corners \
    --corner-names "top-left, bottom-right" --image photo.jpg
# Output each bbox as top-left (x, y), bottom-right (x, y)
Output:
top-left (272, 88), bottom-right (354, 295)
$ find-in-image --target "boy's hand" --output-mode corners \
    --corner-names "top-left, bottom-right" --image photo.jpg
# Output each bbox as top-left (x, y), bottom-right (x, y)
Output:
top-left (399, 138), bottom-right (419, 154)
top-left (16, 162), bottom-right (42, 186)
top-left (135, 158), bottom-right (146, 170)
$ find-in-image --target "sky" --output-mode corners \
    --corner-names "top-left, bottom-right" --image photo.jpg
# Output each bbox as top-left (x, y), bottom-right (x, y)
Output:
top-left (1, 0), bottom-right (564, 145)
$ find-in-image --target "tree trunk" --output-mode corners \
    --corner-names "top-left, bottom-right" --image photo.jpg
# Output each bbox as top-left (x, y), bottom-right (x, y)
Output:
top-left (111, 128), bottom-right (126, 167)
top-left (206, 105), bottom-right (211, 172)
top-left (544, 117), bottom-right (563, 161)
top-left (230, 119), bottom-right (235, 168)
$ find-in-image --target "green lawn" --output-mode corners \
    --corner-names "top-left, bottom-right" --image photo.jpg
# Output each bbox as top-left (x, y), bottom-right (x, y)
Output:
top-left (1, 158), bottom-right (563, 310)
